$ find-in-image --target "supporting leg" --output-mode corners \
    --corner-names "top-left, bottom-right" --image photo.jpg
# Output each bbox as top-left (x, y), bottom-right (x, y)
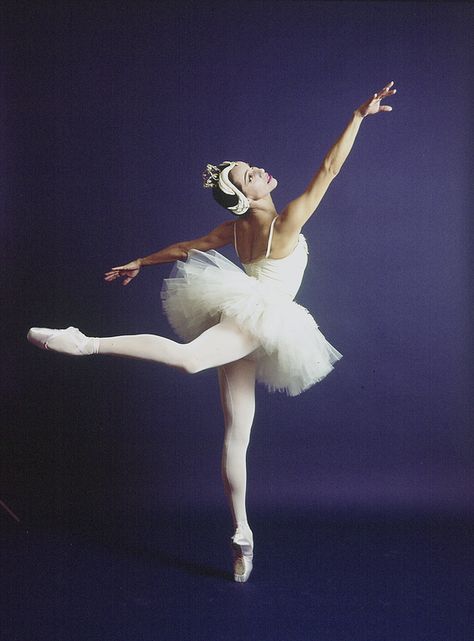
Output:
top-left (218, 359), bottom-right (256, 536)
top-left (218, 358), bottom-right (256, 582)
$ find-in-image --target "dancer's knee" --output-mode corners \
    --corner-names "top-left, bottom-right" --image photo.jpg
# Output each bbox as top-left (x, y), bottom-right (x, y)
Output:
top-left (181, 359), bottom-right (202, 375)
top-left (179, 347), bottom-right (203, 375)
top-left (224, 429), bottom-right (251, 451)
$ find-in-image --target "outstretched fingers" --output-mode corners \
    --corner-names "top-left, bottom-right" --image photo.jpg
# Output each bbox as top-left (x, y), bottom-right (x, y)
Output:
top-left (104, 270), bottom-right (122, 282)
top-left (374, 80), bottom-right (397, 101)
top-left (104, 268), bottom-right (134, 284)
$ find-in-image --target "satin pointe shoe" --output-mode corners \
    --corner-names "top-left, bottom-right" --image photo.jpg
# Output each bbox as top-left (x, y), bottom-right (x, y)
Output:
top-left (231, 527), bottom-right (254, 583)
top-left (27, 326), bottom-right (97, 356)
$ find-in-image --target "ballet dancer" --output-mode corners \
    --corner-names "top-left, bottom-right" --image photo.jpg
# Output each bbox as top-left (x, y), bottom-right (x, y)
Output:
top-left (27, 81), bottom-right (396, 582)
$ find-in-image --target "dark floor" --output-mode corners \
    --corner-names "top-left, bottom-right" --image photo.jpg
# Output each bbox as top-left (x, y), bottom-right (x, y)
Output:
top-left (1, 506), bottom-right (472, 641)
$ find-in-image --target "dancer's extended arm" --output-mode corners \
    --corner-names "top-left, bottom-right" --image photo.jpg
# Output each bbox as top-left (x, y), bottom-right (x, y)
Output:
top-left (104, 220), bottom-right (234, 285)
top-left (278, 81), bottom-right (396, 234)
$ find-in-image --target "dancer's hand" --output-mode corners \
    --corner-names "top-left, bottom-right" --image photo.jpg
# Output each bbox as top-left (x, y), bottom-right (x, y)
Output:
top-left (357, 81), bottom-right (396, 117)
top-left (104, 259), bottom-right (141, 286)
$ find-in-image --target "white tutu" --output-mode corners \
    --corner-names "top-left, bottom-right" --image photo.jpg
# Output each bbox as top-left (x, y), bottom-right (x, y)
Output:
top-left (161, 249), bottom-right (342, 396)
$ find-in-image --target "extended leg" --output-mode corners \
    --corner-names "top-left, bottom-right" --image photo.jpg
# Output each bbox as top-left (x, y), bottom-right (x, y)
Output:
top-left (28, 319), bottom-right (259, 373)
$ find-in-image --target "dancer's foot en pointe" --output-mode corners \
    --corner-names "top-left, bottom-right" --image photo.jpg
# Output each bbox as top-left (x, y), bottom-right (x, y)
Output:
top-left (27, 327), bottom-right (99, 356)
top-left (231, 522), bottom-right (254, 583)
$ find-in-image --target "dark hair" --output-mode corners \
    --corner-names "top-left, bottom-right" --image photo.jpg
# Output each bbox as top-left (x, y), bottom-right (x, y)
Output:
top-left (211, 163), bottom-right (240, 213)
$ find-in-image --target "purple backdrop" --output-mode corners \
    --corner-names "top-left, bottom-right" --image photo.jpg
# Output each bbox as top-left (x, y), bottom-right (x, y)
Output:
top-left (2, 1), bottom-right (473, 524)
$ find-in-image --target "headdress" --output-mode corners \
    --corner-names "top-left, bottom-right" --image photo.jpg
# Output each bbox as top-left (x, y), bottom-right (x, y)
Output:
top-left (202, 161), bottom-right (250, 216)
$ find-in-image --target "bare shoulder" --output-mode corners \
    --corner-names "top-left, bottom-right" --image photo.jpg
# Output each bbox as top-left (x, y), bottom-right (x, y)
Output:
top-left (207, 219), bottom-right (234, 242)
top-left (189, 219), bottom-right (234, 252)
top-left (270, 216), bottom-right (303, 259)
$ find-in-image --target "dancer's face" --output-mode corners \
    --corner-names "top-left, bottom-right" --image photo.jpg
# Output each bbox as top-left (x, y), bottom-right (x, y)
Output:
top-left (229, 162), bottom-right (278, 203)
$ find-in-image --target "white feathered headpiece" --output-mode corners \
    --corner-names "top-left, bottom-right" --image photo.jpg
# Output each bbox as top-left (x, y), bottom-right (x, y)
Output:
top-left (202, 161), bottom-right (250, 216)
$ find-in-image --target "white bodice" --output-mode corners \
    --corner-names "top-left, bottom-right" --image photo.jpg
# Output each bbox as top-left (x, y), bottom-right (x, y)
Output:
top-left (241, 234), bottom-right (308, 299)
top-left (235, 218), bottom-right (309, 299)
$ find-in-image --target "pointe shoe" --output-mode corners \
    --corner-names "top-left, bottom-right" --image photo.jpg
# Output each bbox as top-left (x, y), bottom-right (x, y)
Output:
top-left (231, 528), bottom-right (254, 583)
top-left (27, 326), bottom-right (97, 356)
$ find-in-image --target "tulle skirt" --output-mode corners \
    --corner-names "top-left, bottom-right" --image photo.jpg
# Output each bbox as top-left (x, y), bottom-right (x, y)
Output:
top-left (161, 249), bottom-right (342, 396)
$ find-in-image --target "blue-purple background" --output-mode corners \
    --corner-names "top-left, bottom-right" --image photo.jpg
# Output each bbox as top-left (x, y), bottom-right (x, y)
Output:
top-left (2, 1), bottom-right (473, 526)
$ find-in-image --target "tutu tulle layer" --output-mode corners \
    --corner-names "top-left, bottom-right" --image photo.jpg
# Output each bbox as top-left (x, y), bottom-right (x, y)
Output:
top-left (161, 249), bottom-right (342, 396)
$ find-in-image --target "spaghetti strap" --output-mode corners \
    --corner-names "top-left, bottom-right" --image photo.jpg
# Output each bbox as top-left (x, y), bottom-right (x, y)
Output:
top-left (233, 221), bottom-right (240, 259)
top-left (265, 217), bottom-right (278, 258)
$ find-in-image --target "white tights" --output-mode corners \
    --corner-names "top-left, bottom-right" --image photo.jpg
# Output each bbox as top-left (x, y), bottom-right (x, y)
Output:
top-left (97, 318), bottom-right (258, 374)
top-left (96, 319), bottom-right (258, 539)
top-left (218, 359), bottom-right (256, 541)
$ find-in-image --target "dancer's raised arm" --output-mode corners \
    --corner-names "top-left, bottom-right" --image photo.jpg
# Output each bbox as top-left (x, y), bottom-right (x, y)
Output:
top-left (278, 81), bottom-right (396, 233)
top-left (104, 220), bottom-right (234, 285)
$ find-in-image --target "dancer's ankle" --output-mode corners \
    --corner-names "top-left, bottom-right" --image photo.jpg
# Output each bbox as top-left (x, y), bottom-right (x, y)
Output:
top-left (91, 337), bottom-right (100, 354)
top-left (235, 520), bottom-right (253, 544)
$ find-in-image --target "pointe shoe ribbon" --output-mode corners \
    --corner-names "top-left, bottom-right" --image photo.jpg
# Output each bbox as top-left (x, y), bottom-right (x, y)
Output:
top-left (231, 531), bottom-right (253, 549)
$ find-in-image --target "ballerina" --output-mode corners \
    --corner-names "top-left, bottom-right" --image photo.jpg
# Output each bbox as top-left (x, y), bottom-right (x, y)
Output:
top-left (27, 81), bottom-right (396, 582)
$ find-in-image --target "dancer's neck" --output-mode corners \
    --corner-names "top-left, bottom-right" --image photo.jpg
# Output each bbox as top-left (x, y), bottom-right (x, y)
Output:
top-left (246, 194), bottom-right (277, 221)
